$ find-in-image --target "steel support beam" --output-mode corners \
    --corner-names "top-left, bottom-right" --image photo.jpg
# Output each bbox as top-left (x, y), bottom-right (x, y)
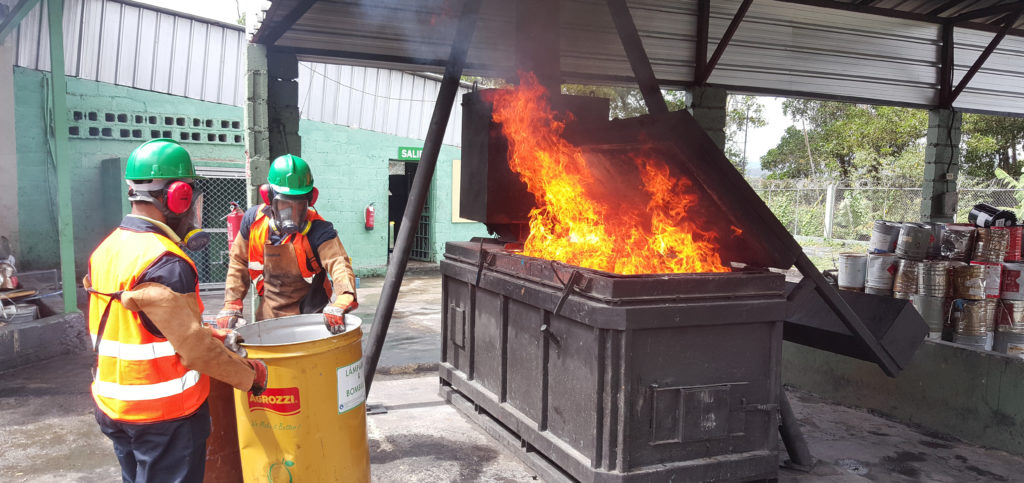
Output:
top-left (939, 22), bottom-right (954, 108)
top-left (252, 0), bottom-right (317, 46)
top-left (694, 0), bottom-right (709, 86)
top-left (700, 0), bottom-right (752, 85)
top-left (948, 9), bottom-right (1023, 105)
top-left (951, 2), bottom-right (1024, 24)
top-left (46, 0), bottom-right (76, 313)
top-left (779, 391), bottom-right (816, 471)
top-left (607, 0), bottom-right (669, 115)
top-left (364, 0), bottom-right (483, 395)
top-left (926, 0), bottom-right (965, 17)
top-left (0, 0), bottom-right (42, 44)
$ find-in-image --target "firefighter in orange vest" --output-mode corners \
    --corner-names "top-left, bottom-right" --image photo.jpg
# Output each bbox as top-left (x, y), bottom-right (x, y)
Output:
top-left (217, 154), bottom-right (357, 333)
top-left (85, 139), bottom-right (268, 482)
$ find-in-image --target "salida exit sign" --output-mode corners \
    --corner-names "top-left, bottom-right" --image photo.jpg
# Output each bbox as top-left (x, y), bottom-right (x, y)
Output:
top-left (397, 147), bottom-right (422, 161)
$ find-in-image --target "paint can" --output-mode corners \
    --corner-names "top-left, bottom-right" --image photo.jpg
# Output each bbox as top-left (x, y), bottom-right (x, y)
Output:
top-left (869, 220), bottom-right (901, 254)
top-left (994, 332), bottom-right (1024, 358)
top-left (952, 334), bottom-right (989, 351)
top-left (921, 222), bottom-right (946, 259)
top-left (917, 260), bottom-right (950, 297)
top-left (892, 259), bottom-right (920, 294)
top-left (837, 253), bottom-right (867, 290)
top-left (864, 286), bottom-right (893, 297)
top-left (996, 299), bottom-right (1024, 332)
top-left (1004, 226), bottom-right (1023, 262)
top-left (1000, 262), bottom-right (1024, 301)
top-left (895, 223), bottom-right (931, 261)
top-left (973, 228), bottom-right (1010, 263)
top-left (951, 264), bottom-right (986, 300)
top-left (969, 261), bottom-right (1002, 299)
top-left (953, 299), bottom-right (994, 336)
top-left (969, 203), bottom-right (1017, 228)
top-left (912, 294), bottom-right (948, 335)
top-left (865, 253), bottom-right (898, 291)
top-left (940, 224), bottom-right (976, 261)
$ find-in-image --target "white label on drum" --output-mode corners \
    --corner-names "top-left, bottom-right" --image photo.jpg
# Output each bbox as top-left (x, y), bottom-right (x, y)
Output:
top-left (337, 359), bottom-right (365, 414)
top-left (1008, 343), bottom-right (1024, 359)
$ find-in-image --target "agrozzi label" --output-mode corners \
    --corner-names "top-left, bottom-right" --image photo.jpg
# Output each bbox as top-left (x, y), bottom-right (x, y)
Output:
top-left (248, 387), bottom-right (301, 416)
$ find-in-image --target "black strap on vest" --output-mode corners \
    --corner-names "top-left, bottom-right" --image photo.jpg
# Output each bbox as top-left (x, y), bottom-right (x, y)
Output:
top-left (86, 287), bottom-right (124, 378)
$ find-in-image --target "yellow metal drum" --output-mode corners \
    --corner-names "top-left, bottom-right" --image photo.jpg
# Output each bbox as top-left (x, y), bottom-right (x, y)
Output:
top-left (234, 314), bottom-right (370, 482)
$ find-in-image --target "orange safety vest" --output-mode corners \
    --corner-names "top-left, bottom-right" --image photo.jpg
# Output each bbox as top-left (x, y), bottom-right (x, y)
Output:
top-left (247, 205), bottom-right (325, 296)
top-left (88, 228), bottom-right (208, 423)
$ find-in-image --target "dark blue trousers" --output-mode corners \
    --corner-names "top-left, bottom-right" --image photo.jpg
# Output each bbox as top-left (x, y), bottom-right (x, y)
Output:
top-left (94, 401), bottom-right (211, 483)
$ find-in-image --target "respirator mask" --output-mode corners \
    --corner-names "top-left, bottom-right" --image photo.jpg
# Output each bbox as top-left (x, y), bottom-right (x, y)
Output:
top-left (270, 193), bottom-right (310, 235)
top-left (128, 179), bottom-right (210, 251)
top-left (260, 184), bottom-right (317, 236)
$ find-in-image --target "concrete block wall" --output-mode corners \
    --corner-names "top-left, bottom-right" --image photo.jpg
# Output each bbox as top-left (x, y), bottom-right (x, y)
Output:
top-left (13, 67), bottom-right (245, 274)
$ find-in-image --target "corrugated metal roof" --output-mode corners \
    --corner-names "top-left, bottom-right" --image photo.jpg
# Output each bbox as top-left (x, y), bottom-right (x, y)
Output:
top-left (10, 0), bottom-right (465, 145)
top-left (254, 0), bottom-right (1024, 117)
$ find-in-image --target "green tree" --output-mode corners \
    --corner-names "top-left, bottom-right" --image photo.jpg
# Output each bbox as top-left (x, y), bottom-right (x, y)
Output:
top-left (561, 85), bottom-right (686, 119)
top-left (725, 95), bottom-right (767, 175)
top-left (760, 99), bottom-right (926, 182)
top-left (961, 113), bottom-right (1024, 179)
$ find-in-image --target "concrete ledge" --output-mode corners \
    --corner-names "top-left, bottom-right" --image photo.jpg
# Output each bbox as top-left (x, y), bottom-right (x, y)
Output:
top-left (0, 312), bottom-right (89, 373)
top-left (783, 339), bottom-right (1024, 456)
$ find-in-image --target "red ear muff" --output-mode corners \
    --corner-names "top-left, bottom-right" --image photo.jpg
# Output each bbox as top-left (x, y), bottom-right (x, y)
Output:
top-left (165, 181), bottom-right (193, 214)
top-left (309, 187), bottom-right (319, 207)
top-left (260, 184), bottom-right (272, 205)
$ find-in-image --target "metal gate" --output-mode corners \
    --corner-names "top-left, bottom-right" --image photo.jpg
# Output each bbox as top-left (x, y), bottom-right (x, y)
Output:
top-left (184, 167), bottom-right (247, 287)
top-left (406, 164), bottom-right (432, 261)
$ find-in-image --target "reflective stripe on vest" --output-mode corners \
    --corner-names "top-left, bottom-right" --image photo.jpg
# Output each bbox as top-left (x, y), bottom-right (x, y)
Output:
top-left (87, 228), bottom-right (208, 423)
top-left (247, 205), bottom-right (324, 295)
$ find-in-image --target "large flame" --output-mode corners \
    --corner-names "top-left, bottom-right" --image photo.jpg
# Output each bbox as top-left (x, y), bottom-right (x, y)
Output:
top-left (489, 74), bottom-right (729, 275)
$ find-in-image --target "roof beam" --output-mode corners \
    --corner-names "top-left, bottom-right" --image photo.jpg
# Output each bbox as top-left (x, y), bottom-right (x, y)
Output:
top-left (694, 0), bottom-right (709, 86)
top-left (0, 0), bottom-right (42, 45)
top-left (926, 0), bottom-right (965, 17)
top-left (699, 0), bottom-right (753, 85)
top-left (607, 0), bottom-right (669, 114)
top-left (949, 8), bottom-right (1023, 105)
top-left (252, 0), bottom-right (317, 46)
top-left (951, 2), bottom-right (1024, 24)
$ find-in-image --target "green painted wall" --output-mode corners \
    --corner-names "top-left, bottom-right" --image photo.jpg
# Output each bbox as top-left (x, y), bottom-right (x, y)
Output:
top-left (14, 67), bottom-right (244, 274)
top-left (14, 67), bottom-right (488, 277)
top-left (299, 119), bottom-right (489, 276)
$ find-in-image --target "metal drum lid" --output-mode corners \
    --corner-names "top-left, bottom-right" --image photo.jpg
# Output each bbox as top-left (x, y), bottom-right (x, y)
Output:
top-left (236, 314), bottom-right (363, 346)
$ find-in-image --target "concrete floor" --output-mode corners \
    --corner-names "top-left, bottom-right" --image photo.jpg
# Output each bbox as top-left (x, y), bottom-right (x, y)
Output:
top-left (4, 270), bottom-right (1024, 482)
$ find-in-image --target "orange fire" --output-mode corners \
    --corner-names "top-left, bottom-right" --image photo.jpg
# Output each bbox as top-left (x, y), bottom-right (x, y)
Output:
top-left (489, 73), bottom-right (729, 275)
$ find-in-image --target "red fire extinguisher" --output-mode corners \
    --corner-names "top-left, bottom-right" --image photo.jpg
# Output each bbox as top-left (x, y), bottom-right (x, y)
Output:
top-left (365, 202), bottom-right (376, 230)
top-left (226, 202), bottom-right (244, 246)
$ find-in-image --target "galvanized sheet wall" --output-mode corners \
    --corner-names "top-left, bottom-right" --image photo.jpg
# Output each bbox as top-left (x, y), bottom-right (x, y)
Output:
top-left (12, 0), bottom-right (464, 145)
top-left (297, 63), bottom-right (468, 147)
top-left (14, 0), bottom-right (246, 106)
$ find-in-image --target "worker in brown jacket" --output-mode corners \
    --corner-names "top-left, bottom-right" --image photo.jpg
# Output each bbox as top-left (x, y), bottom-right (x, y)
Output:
top-left (85, 139), bottom-right (267, 482)
top-left (217, 154), bottom-right (358, 333)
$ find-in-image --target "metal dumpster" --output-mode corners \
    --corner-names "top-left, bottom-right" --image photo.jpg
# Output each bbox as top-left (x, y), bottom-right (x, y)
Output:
top-left (439, 240), bottom-right (786, 482)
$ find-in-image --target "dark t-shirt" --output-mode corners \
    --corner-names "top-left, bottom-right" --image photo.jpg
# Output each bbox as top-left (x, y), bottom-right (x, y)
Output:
top-left (118, 216), bottom-right (198, 337)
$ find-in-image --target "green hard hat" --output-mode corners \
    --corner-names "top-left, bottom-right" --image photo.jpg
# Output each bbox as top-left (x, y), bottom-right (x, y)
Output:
top-left (268, 154), bottom-right (314, 195)
top-left (125, 139), bottom-right (197, 180)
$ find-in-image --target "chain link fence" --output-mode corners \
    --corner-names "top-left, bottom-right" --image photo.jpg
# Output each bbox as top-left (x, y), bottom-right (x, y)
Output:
top-left (183, 175), bottom-right (248, 286)
top-left (752, 179), bottom-right (1022, 242)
